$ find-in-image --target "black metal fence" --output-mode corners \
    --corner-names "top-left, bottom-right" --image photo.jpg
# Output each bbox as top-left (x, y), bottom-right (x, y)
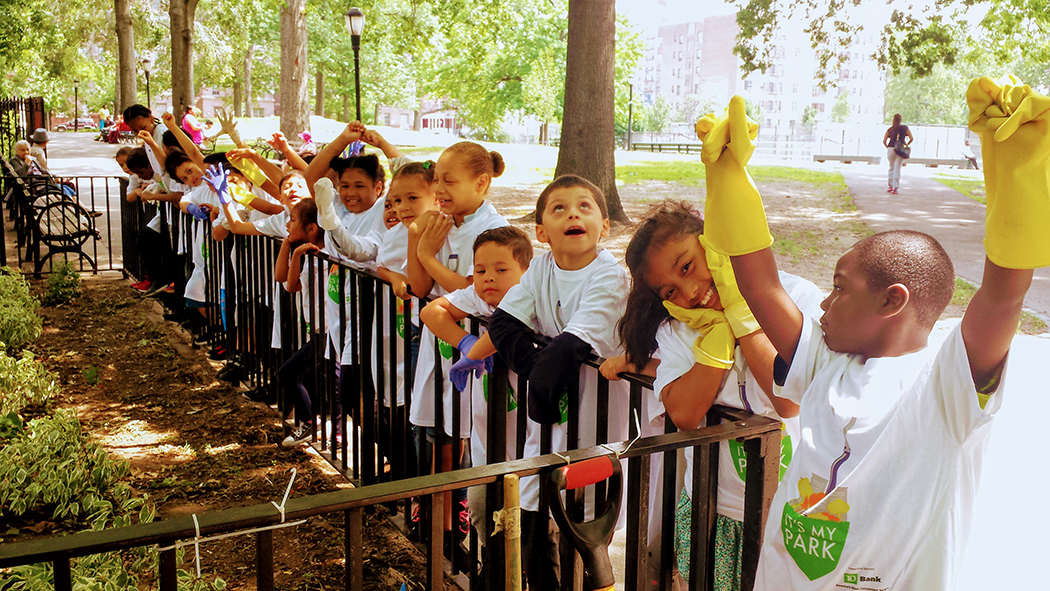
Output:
top-left (0, 198), bottom-right (786, 591)
top-left (2, 154), bottom-right (127, 274)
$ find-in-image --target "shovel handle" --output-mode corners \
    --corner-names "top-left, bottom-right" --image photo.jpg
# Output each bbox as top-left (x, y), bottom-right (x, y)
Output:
top-left (560, 456), bottom-right (615, 490)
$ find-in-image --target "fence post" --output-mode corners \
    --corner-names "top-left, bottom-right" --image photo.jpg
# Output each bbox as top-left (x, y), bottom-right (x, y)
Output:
top-left (345, 508), bottom-right (364, 591)
top-left (739, 429), bottom-right (781, 591)
top-left (256, 530), bottom-right (274, 591)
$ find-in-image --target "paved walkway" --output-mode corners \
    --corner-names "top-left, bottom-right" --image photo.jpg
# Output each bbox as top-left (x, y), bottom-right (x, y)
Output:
top-left (834, 160), bottom-right (1050, 318)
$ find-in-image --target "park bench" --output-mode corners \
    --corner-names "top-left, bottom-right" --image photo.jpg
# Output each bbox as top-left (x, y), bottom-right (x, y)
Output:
top-left (904, 157), bottom-right (974, 169)
top-left (813, 154), bottom-right (882, 165)
top-left (1, 155), bottom-right (101, 274)
top-left (631, 141), bottom-right (704, 154)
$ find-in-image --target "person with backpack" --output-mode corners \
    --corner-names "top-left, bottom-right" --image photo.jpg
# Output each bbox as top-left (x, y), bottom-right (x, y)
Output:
top-left (883, 113), bottom-right (913, 194)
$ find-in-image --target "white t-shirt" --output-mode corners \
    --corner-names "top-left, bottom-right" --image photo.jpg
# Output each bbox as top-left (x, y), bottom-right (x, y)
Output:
top-left (497, 249), bottom-right (631, 514)
top-left (650, 272), bottom-right (824, 522)
top-left (253, 209), bottom-right (289, 239)
top-left (325, 197), bottom-right (385, 268)
top-left (409, 202), bottom-right (509, 434)
top-left (754, 319), bottom-right (1003, 591)
top-left (376, 224), bottom-right (408, 273)
top-left (180, 184), bottom-right (220, 302)
top-left (444, 286), bottom-right (530, 463)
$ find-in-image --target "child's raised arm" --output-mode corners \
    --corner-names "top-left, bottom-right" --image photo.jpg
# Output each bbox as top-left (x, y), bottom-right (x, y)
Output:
top-left (696, 96), bottom-right (805, 364)
top-left (226, 147), bottom-right (284, 198)
top-left (160, 111), bottom-right (205, 170)
top-left (137, 131), bottom-right (166, 169)
top-left (268, 132), bottom-right (309, 172)
top-left (961, 75), bottom-right (1046, 393)
top-left (361, 129), bottom-right (405, 161)
top-left (304, 121), bottom-right (365, 192)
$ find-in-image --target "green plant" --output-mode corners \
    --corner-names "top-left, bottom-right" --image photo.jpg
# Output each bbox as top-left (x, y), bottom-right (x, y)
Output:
top-left (41, 262), bottom-right (81, 306)
top-left (0, 349), bottom-right (58, 415)
top-left (934, 175), bottom-right (986, 204)
top-left (0, 409), bottom-right (133, 520)
top-left (0, 267), bottom-right (41, 350)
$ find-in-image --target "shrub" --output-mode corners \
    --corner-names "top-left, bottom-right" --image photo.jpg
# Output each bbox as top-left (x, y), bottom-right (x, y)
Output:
top-left (0, 267), bottom-right (41, 349)
top-left (0, 349), bottom-right (58, 415)
top-left (41, 262), bottom-right (81, 306)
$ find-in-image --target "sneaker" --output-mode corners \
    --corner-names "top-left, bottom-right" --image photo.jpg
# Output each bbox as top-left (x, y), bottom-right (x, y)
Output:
top-left (217, 362), bottom-right (244, 383)
top-left (243, 385), bottom-right (277, 404)
top-left (886, 187), bottom-right (894, 193)
top-left (162, 311), bottom-right (187, 322)
top-left (408, 503), bottom-right (422, 542)
top-left (141, 282), bottom-right (165, 297)
top-left (458, 499), bottom-right (470, 537)
top-left (131, 279), bottom-right (151, 292)
top-left (207, 345), bottom-right (228, 361)
top-left (891, 188), bottom-right (899, 194)
top-left (195, 332), bottom-right (218, 346)
top-left (144, 282), bottom-right (174, 298)
top-left (281, 422), bottom-right (313, 447)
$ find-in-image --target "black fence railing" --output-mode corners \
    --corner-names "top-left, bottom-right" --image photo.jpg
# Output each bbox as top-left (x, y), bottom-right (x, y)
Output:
top-left (2, 154), bottom-right (127, 275)
top-left (0, 198), bottom-right (786, 591)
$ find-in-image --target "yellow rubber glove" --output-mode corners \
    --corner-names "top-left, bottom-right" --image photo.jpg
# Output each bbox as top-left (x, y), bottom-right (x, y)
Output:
top-left (230, 185), bottom-right (257, 208)
top-left (227, 154), bottom-right (269, 188)
top-left (663, 300), bottom-right (735, 369)
top-left (695, 95), bottom-right (773, 256)
top-left (967, 75), bottom-right (1050, 269)
top-left (699, 235), bottom-right (760, 338)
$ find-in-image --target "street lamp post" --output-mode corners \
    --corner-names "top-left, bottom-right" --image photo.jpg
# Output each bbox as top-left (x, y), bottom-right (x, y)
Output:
top-left (142, 58), bottom-right (152, 111)
top-left (74, 78), bottom-right (79, 132)
top-left (344, 7), bottom-right (365, 122)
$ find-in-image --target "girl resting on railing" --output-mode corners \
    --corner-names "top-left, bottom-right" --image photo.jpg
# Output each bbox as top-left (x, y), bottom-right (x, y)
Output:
top-left (599, 200), bottom-right (823, 590)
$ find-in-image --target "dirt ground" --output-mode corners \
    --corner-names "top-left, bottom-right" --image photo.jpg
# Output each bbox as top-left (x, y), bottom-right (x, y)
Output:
top-left (14, 280), bottom-right (435, 591)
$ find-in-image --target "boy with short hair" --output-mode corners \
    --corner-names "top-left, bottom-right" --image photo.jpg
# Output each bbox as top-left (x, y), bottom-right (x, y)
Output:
top-left (697, 84), bottom-right (1041, 590)
top-left (418, 226), bottom-right (534, 570)
top-left (489, 174), bottom-right (631, 588)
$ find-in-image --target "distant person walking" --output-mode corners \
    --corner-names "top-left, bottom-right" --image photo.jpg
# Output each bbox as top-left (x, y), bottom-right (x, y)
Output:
top-left (181, 106), bottom-right (204, 145)
top-left (883, 113), bottom-right (913, 194)
top-left (963, 139), bottom-right (980, 170)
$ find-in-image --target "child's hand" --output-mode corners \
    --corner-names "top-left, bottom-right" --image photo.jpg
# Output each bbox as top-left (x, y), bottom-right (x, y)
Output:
top-left (361, 129), bottom-right (385, 148)
top-left (391, 279), bottom-right (412, 300)
top-left (342, 121), bottom-right (366, 142)
top-left (294, 243), bottom-right (320, 257)
top-left (694, 95), bottom-right (772, 257)
top-left (417, 212), bottom-right (453, 258)
top-left (202, 163), bottom-right (232, 205)
top-left (136, 130), bottom-right (153, 143)
top-left (699, 236), bottom-right (760, 338)
top-left (313, 178), bottom-right (343, 231)
top-left (186, 203), bottom-right (210, 221)
top-left (663, 301), bottom-right (736, 369)
top-left (967, 75), bottom-right (1050, 268)
top-left (599, 355), bottom-right (632, 381)
top-left (161, 111), bottom-right (176, 126)
top-left (226, 147), bottom-right (255, 161)
top-left (268, 132), bottom-right (290, 152)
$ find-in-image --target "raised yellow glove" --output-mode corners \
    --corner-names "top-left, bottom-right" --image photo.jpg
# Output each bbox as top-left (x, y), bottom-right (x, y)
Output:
top-left (695, 95), bottom-right (773, 256)
top-left (230, 185), bottom-right (257, 208)
top-left (967, 75), bottom-right (1050, 269)
top-left (699, 235), bottom-right (760, 338)
top-left (226, 154), bottom-right (269, 188)
top-left (663, 300), bottom-right (735, 369)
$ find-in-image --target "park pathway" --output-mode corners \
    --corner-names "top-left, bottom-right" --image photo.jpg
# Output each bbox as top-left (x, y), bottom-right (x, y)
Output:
top-left (839, 160), bottom-right (1050, 318)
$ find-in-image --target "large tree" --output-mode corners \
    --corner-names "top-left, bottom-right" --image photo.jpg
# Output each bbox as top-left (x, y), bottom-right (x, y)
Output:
top-left (169, 0), bottom-right (199, 115)
top-left (555, 0), bottom-right (627, 223)
top-left (114, 0), bottom-right (137, 111)
top-left (280, 0), bottom-right (309, 136)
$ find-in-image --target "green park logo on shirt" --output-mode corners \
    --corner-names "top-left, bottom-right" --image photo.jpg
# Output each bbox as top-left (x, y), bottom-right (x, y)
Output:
top-left (438, 337), bottom-right (454, 359)
top-left (327, 273), bottom-right (352, 304)
top-left (201, 242), bottom-right (210, 261)
top-left (782, 475), bottom-right (851, 581)
top-left (482, 373), bottom-right (517, 412)
top-left (728, 422), bottom-right (792, 482)
top-left (396, 301), bottom-right (405, 340)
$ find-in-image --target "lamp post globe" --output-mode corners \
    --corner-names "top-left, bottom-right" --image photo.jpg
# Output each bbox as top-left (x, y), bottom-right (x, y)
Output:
top-left (344, 7), bottom-right (365, 122)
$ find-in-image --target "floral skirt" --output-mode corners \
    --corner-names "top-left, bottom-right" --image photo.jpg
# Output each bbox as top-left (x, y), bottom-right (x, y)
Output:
top-left (674, 489), bottom-right (744, 591)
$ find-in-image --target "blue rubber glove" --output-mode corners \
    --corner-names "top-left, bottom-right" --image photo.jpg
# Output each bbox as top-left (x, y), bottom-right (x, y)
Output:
top-left (449, 334), bottom-right (494, 391)
top-left (202, 163), bottom-right (232, 205)
top-left (341, 140), bottom-right (366, 159)
top-left (186, 203), bottom-right (210, 221)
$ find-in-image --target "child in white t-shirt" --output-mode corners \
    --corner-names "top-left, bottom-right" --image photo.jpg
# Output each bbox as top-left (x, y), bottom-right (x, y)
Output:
top-left (489, 175), bottom-right (630, 589)
top-left (418, 226), bottom-right (533, 572)
top-left (698, 91), bottom-right (1039, 590)
top-left (599, 200), bottom-right (823, 589)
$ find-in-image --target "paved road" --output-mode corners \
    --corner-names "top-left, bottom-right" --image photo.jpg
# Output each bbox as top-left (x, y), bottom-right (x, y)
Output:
top-left (835, 160), bottom-right (1050, 318)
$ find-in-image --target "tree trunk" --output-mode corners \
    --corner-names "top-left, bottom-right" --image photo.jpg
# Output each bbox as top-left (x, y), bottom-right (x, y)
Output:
top-left (315, 69), bottom-right (324, 116)
top-left (555, 0), bottom-right (627, 223)
top-left (114, 0), bottom-right (137, 110)
top-left (233, 81), bottom-right (243, 117)
top-left (280, 0), bottom-right (309, 137)
top-left (169, 0), bottom-right (199, 117)
top-left (243, 45), bottom-right (254, 118)
top-left (413, 108), bottom-right (422, 131)
top-left (113, 63), bottom-right (120, 116)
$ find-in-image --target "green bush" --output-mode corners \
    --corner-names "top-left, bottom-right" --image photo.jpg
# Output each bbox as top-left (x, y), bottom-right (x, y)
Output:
top-left (0, 349), bottom-right (59, 415)
top-left (41, 262), bottom-right (81, 306)
top-left (0, 409), bottom-right (132, 521)
top-left (0, 267), bottom-right (42, 349)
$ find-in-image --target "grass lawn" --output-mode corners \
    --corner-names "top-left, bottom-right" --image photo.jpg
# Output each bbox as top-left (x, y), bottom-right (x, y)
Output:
top-left (934, 175), bottom-right (986, 204)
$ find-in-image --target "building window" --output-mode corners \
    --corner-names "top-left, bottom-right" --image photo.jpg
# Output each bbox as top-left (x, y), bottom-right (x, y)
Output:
top-left (813, 102), bottom-right (825, 112)
top-left (253, 108), bottom-right (263, 117)
top-left (793, 84), bottom-right (798, 93)
top-left (792, 102), bottom-right (797, 111)
top-left (744, 80), bottom-right (753, 90)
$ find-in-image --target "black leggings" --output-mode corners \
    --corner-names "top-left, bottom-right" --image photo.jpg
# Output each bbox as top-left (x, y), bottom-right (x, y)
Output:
top-left (277, 338), bottom-right (316, 426)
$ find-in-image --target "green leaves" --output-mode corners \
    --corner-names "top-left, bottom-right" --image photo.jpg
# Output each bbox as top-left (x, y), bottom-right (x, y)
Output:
top-left (41, 263), bottom-right (82, 307)
top-left (0, 349), bottom-right (58, 415)
top-left (0, 267), bottom-right (42, 351)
